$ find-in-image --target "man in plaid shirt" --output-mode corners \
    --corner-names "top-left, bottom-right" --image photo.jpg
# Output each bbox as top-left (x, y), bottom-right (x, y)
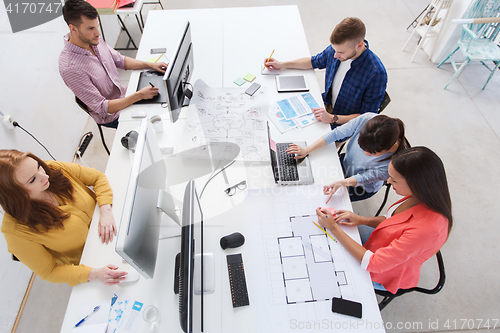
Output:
top-left (265, 17), bottom-right (387, 128)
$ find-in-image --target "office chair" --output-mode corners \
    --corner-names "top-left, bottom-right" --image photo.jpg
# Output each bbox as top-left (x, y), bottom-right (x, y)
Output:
top-left (437, 0), bottom-right (500, 89)
top-left (375, 250), bottom-right (446, 310)
top-left (75, 97), bottom-right (111, 156)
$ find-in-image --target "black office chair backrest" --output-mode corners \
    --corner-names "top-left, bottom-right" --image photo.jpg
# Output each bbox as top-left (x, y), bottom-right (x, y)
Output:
top-left (74, 96), bottom-right (111, 155)
top-left (378, 91), bottom-right (391, 113)
top-left (75, 96), bottom-right (89, 113)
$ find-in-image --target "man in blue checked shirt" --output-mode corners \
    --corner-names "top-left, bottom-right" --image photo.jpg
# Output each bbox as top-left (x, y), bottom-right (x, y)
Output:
top-left (265, 17), bottom-right (387, 128)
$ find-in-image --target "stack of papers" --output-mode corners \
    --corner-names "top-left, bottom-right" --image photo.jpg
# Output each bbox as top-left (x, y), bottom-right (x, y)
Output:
top-left (268, 93), bottom-right (320, 133)
top-left (87, 0), bottom-right (119, 14)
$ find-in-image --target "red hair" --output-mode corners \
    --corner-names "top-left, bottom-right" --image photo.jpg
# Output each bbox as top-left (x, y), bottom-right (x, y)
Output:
top-left (0, 150), bottom-right (74, 232)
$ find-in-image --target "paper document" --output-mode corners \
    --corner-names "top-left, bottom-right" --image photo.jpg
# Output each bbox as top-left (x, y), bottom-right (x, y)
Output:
top-left (72, 299), bottom-right (111, 333)
top-left (268, 105), bottom-right (299, 134)
top-left (276, 93), bottom-right (320, 120)
top-left (107, 293), bottom-right (146, 333)
top-left (190, 79), bottom-right (269, 161)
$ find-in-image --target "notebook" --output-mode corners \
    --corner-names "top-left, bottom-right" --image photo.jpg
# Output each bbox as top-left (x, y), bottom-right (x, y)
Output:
top-left (267, 122), bottom-right (314, 185)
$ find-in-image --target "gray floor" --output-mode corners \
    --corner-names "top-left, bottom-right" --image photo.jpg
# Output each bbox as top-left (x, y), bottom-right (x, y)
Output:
top-left (10, 1), bottom-right (500, 333)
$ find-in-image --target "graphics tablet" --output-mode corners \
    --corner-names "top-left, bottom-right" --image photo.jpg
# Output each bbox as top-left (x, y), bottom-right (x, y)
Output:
top-left (276, 75), bottom-right (309, 92)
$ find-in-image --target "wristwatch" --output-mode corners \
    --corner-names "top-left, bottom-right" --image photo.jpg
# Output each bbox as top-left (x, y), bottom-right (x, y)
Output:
top-left (331, 114), bottom-right (339, 124)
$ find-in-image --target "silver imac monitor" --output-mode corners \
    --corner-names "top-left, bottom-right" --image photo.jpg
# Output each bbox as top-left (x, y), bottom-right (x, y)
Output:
top-left (164, 21), bottom-right (194, 123)
top-left (115, 119), bottom-right (170, 279)
top-left (177, 179), bottom-right (204, 333)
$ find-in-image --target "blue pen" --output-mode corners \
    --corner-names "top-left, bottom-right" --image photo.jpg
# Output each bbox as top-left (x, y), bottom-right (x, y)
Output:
top-left (75, 305), bottom-right (100, 327)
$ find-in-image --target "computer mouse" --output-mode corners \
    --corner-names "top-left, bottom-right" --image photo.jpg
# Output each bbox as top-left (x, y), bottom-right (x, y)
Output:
top-left (131, 110), bottom-right (147, 118)
top-left (121, 270), bottom-right (140, 283)
top-left (220, 232), bottom-right (245, 249)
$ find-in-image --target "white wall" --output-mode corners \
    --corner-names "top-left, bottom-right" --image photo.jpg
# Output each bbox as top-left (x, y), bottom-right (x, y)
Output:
top-left (431, 0), bottom-right (472, 63)
top-left (417, 0), bottom-right (472, 63)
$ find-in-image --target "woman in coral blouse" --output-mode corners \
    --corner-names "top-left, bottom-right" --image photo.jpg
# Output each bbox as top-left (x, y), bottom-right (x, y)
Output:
top-left (316, 146), bottom-right (452, 293)
top-left (0, 149), bottom-right (127, 286)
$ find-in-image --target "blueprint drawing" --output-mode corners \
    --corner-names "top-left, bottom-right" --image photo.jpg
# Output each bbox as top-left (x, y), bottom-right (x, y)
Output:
top-left (190, 80), bottom-right (269, 161)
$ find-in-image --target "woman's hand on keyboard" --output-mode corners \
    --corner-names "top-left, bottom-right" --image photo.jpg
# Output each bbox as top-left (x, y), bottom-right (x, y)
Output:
top-left (286, 144), bottom-right (308, 159)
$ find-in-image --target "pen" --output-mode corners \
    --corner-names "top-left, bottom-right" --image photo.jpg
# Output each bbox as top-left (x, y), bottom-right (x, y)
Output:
top-left (263, 49), bottom-right (275, 70)
top-left (154, 54), bottom-right (163, 63)
top-left (75, 305), bottom-right (100, 327)
top-left (312, 221), bottom-right (338, 243)
top-left (149, 82), bottom-right (155, 88)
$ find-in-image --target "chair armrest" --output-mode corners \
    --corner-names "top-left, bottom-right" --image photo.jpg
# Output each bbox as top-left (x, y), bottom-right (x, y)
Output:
top-left (462, 25), bottom-right (478, 39)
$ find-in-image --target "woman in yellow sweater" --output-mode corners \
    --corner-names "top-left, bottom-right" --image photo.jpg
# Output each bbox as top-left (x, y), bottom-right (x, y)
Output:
top-left (0, 149), bottom-right (127, 286)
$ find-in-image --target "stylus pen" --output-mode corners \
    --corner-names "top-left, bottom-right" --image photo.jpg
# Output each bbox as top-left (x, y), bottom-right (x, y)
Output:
top-left (263, 49), bottom-right (275, 70)
top-left (75, 306), bottom-right (100, 327)
top-left (154, 54), bottom-right (163, 62)
top-left (312, 221), bottom-right (338, 243)
top-left (149, 82), bottom-right (155, 88)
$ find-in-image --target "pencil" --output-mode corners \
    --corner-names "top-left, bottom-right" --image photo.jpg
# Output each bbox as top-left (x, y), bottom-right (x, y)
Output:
top-left (154, 54), bottom-right (163, 63)
top-left (312, 221), bottom-right (338, 243)
top-left (263, 49), bottom-right (275, 70)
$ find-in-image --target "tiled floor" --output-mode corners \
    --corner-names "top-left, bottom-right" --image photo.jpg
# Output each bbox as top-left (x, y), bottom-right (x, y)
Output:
top-left (10, 1), bottom-right (500, 332)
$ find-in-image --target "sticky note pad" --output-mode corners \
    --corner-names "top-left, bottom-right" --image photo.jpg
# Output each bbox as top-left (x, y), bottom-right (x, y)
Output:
top-left (270, 138), bottom-right (276, 152)
top-left (322, 207), bottom-right (336, 215)
top-left (243, 73), bottom-right (256, 82)
top-left (233, 77), bottom-right (246, 86)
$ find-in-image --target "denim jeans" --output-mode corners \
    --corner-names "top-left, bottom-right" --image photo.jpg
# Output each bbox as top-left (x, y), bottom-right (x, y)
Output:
top-left (101, 118), bottom-right (119, 129)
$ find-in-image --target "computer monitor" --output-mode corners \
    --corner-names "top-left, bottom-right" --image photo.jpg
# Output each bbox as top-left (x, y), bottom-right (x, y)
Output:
top-left (164, 21), bottom-right (194, 123)
top-left (176, 180), bottom-right (204, 333)
top-left (115, 119), bottom-right (173, 279)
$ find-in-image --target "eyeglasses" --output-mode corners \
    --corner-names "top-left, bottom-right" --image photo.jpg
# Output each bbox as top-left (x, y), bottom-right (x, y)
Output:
top-left (224, 180), bottom-right (247, 196)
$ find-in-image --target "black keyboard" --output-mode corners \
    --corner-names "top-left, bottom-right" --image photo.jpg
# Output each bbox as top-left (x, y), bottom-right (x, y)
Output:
top-left (226, 254), bottom-right (250, 308)
top-left (276, 143), bottom-right (299, 181)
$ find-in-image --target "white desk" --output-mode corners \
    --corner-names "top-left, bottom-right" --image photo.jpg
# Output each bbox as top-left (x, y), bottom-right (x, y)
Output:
top-left (60, 6), bottom-right (384, 333)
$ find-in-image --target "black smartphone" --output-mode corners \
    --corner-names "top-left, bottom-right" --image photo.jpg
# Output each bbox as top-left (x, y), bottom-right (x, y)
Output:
top-left (331, 297), bottom-right (362, 318)
top-left (151, 48), bottom-right (166, 54)
top-left (245, 82), bottom-right (261, 96)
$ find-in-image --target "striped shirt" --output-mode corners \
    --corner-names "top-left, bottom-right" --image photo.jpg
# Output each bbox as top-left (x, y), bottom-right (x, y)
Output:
top-left (59, 34), bottom-right (126, 124)
top-left (311, 40), bottom-right (387, 116)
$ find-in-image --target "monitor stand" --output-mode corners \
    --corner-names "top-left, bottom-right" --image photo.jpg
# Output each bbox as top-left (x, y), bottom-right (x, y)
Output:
top-left (194, 253), bottom-right (215, 294)
top-left (157, 189), bottom-right (182, 239)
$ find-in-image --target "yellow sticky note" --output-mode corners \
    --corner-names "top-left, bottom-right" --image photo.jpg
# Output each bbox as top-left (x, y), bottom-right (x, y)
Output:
top-left (243, 73), bottom-right (256, 82)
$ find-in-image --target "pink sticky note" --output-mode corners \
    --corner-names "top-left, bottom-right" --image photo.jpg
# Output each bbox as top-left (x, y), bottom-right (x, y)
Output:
top-left (322, 207), bottom-right (336, 215)
top-left (270, 138), bottom-right (276, 151)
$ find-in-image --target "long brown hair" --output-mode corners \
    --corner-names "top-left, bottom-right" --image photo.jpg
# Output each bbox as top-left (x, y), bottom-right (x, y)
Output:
top-left (391, 146), bottom-right (453, 236)
top-left (358, 114), bottom-right (408, 160)
top-left (0, 150), bottom-right (74, 232)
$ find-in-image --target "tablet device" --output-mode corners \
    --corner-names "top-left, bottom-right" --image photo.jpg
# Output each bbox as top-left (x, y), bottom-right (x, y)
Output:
top-left (276, 75), bottom-right (309, 92)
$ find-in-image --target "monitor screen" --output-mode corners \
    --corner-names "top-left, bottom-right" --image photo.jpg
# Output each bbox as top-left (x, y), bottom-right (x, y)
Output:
top-left (164, 21), bottom-right (194, 123)
top-left (177, 179), bottom-right (203, 333)
top-left (115, 119), bottom-right (166, 279)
